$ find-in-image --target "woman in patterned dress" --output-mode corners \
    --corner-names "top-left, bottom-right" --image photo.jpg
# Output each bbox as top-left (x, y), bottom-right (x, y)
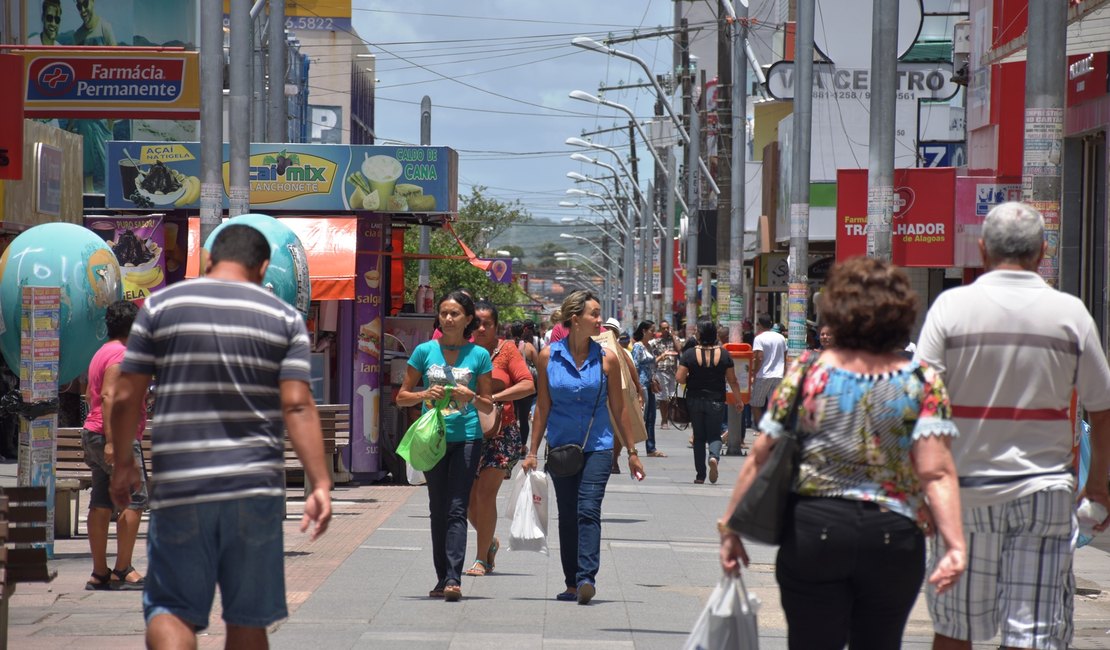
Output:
top-left (717, 257), bottom-right (966, 649)
top-left (464, 301), bottom-right (535, 576)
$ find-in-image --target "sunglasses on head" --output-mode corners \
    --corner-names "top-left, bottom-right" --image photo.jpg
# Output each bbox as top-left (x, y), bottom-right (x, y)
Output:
top-left (44, 14), bottom-right (61, 23)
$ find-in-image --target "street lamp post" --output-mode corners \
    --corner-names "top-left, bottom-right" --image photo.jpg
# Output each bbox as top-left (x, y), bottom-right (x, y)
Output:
top-left (570, 37), bottom-right (720, 197)
top-left (567, 188), bottom-right (637, 321)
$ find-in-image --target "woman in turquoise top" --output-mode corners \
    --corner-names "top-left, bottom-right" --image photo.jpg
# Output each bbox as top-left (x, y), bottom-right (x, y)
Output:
top-left (522, 291), bottom-right (645, 604)
top-left (397, 290), bottom-right (493, 602)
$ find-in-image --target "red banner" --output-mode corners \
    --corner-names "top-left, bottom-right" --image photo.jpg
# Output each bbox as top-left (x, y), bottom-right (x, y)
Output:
top-left (0, 55), bottom-right (25, 180)
top-left (836, 168), bottom-right (956, 267)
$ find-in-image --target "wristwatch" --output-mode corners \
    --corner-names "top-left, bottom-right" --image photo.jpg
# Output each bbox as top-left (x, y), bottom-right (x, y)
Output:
top-left (717, 519), bottom-right (738, 537)
top-left (627, 447), bottom-right (638, 457)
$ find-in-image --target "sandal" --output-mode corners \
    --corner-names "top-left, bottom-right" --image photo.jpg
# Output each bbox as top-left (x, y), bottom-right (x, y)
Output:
top-left (463, 559), bottom-right (490, 576)
top-left (444, 584), bottom-right (462, 602)
top-left (110, 565), bottom-right (144, 591)
top-left (647, 450), bottom-right (668, 458)
top-left (487, 538), bottom-right (500, 571)
top-left (85, 570), bottom-right (112, 591)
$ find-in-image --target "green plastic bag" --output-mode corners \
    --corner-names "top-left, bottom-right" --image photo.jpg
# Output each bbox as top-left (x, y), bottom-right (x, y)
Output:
top-left (397, 391), bottom-right (451, 471)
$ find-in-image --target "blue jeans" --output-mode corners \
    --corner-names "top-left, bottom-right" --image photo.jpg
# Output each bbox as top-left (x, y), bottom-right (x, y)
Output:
top-left (424, 440), bottom-right (481, 587)
top-left (144, 496), bottom-right (287, 631)
top-left (551, 449), bottom-right (612, 589)
top-left (688, 397), bottom-right (724, 480)
top-left (643, 388), bottom-right (658, 453)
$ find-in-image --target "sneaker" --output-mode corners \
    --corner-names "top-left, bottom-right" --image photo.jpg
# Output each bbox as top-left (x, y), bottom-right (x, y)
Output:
top-left (708, 458), bottom-right (719, 484)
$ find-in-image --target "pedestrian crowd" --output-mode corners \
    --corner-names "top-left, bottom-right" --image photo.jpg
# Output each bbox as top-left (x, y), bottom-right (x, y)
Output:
top-left (71, 201), bottom-right (1110, 650)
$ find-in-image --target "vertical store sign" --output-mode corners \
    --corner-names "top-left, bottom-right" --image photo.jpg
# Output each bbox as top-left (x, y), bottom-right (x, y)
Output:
top-left (18, 287), bottom-right (60, 556)
top-left (0, 54), bottom-right (25, 180)
top-left (352, 215), bottom-right (385, 474)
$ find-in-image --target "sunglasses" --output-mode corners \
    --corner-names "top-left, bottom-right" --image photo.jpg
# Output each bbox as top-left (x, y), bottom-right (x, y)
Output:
top-left (44, 14), bottom-right (61, 23)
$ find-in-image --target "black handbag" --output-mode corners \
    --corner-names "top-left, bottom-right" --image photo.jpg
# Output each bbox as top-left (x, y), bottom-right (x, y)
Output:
top-left (669, 384), bottom-right (691, 427)
top-left (727, 356), bottom-right (817, 545)
top-left (546, 377), bottom-right (605, 478)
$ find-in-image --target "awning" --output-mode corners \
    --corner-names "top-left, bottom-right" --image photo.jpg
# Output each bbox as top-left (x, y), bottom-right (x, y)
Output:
top-left (186, 216), bottom-right (357, 300)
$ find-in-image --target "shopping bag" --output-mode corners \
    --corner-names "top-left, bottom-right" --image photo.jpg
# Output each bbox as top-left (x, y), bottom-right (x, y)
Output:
top-left (405, 464), bottom-right (426, 486)
top-left (1078, 420), bottom-right (1093, 548)
top-left (396, 392), bottom-right (450, 471)
top-left (683, 574), bottom-right (760, 650)
top-left (507, 465), bottom-right (549, 554)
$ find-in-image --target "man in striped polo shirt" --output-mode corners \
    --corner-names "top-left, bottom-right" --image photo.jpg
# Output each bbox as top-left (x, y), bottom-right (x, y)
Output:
top-left (917, 202), bottom-right (1110, 650)
top-left (109, 224), bottom-right (332, 649)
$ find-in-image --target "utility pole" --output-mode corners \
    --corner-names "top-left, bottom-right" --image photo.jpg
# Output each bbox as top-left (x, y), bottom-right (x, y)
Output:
top-left (1023, 1), bottom-right (1066, 286)
top-left (726, 1), bottom-right (747, 344)
top-left (266, 0), bottom-right (286, 142)
top-left (657, 92), bottom-right (673, 327)
top-left (787, 0), bottom-right (814, 358)
top-left (646, 181), bottom-right (657, 321)
top-left (199, 0), bottom-right (225, 245)
top-left (681, 25), bottom-right (698, 336)
top-left (628, 121), bottom-right (643, 322)
top-left (418, 97), bottom-right (432, 290)
top-left (252, 11), bottom-right (266, 142)
top-left (865, 0), bottom-right (898, 261)
top-left (229, 0), bottom-right (252, 217)
top-left (716, 4), bottom-right (732, 331)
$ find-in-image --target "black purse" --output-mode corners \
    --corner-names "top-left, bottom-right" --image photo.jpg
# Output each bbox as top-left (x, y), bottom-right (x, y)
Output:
top-left (546, 375), bottom-right (605, 478)
top-left (727, 356), bottom-right (817, 545)
top-left (669, 384), bottom-right (691, 427)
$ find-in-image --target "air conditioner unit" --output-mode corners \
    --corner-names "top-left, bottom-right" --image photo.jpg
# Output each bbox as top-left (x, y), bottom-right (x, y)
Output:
top-left (953, 20), bottom-right (971, 57)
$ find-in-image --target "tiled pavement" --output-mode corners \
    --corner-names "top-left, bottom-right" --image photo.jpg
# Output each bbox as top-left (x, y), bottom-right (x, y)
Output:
top-left (6, 426), bottom-right (1110, 648)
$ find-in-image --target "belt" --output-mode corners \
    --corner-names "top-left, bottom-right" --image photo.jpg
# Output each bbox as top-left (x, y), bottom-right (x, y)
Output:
top-left (958, 470), bottom-right (1070, 488)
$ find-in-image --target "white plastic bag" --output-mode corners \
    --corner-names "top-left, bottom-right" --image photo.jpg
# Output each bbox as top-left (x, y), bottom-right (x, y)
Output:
top-left (507, 464), bottom-right (548, 554)
top-left (683, 574), bottom-right (761, 650)
top-left (406, 463), bottom-right (426, 486)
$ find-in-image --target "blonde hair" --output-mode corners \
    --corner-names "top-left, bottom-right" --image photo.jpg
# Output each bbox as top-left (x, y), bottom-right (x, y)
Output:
top-left (552, 290), bottom-right (598, 328)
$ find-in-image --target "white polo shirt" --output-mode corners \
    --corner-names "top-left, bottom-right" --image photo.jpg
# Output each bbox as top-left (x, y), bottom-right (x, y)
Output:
top-left (916, 270), bottom-right (1110, 507)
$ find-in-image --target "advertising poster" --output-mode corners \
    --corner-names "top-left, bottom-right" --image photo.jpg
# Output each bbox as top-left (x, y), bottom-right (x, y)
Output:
top-left (84, 216), bottom-right (167, 302)
top-left (486, 258), bottom-right (513, 284)
top-left (954, 177), bottom-right (1021, 268)
top-left (24, 0), bottom-right (200, 193)
top-left (17, 287), bottom-right (60, 554)
top-left (0, 54), bottom-right (25, 180)
top-left (836, 168), bottom-right (956, 267)
top-left (106, 143), bottom-right (459, 214)
top-left (352, 215), bottom-right (386, 475)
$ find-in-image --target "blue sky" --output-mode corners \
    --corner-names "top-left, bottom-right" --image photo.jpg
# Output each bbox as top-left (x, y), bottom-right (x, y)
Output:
top-left (350, 1), bottom-right (689, 228)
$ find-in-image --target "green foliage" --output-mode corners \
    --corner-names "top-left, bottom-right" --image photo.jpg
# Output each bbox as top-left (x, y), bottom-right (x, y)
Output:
top-left (404, 186), bottom-right (533, 321)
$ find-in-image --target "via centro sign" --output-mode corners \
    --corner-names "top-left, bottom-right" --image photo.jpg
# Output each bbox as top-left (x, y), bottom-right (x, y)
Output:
top-left (766, 62), bottom-right (958, 102)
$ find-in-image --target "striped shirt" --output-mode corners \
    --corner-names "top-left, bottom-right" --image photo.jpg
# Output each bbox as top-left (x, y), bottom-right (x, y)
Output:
top-left (917, 270), bottom-right (1110, 507)
top-left (120, 278), bottom-right (311, 509)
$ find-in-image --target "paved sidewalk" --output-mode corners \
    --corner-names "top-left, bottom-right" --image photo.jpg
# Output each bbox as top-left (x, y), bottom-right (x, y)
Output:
top-left (6, 425), bottom-right (1110, 648)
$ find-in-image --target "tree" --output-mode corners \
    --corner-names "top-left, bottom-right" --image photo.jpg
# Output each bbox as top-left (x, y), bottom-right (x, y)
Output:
top-left (404, 186), bottom-right (533, 321)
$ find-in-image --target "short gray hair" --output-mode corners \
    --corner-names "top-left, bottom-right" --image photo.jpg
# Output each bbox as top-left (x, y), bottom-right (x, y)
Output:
top-left (981, 201), bottom-right (1044, 263)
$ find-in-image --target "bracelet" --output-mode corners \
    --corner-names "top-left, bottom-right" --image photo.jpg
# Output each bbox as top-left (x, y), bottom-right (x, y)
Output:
top-left (526, 453), bottom-right (538, 459)
top-left (717, 519), bottom-right (738, 537)
top-left (627, 448), bottom-right (638, 457)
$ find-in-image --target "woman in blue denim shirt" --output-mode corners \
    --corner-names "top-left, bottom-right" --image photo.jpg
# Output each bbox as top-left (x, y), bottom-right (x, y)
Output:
top-left (521, 291), bottom-right (645, 604)
top-left (631, 321), bottom-right (665, 457)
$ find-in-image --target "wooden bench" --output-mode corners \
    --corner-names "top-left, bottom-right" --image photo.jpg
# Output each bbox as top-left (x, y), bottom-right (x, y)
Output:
top-left (55, 428), bottom-right (153, 540)
top-left (283, 404), bottom-right (350, 496)
top-left (53, 403), bottom-right (350, 530)
top-left (0, 486), bottom-right (57, 650)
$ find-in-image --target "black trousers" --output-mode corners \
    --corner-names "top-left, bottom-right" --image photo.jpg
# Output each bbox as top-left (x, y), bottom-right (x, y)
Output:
top-left (424, 440), bottom-right (481, 588)
top-left (775, 496), bottom-right (925, 650)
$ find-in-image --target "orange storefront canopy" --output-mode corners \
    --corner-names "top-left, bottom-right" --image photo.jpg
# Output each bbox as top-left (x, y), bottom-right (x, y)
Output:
top-left (186, 216), bottom-right (357, 300)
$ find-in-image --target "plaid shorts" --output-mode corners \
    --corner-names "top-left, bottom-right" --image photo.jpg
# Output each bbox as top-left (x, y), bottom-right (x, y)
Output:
top-left (750, 377), bottom-right (782, 409)
top-left (927, 489), bottom-right (1076, 650)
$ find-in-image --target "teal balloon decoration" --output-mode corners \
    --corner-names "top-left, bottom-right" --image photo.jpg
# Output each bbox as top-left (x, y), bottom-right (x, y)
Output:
top-left (203, 214), bottom-right (311, 318)
top-left (0, 223), bottom-right (123, 384)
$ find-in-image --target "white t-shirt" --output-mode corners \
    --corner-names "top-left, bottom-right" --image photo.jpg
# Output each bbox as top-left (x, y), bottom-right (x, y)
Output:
top-left (917, 270), bottom-right (1110, 507)
top-left (753, 330), bottom-right (786, 379)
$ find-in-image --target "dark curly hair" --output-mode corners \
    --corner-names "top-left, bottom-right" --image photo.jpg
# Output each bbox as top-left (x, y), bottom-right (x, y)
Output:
top-left (437, 290), bottom-right (480, 338)
top-left (820, 257), bottom-right (918, 354)
top-left (106, 300), bottom-right (139, 340)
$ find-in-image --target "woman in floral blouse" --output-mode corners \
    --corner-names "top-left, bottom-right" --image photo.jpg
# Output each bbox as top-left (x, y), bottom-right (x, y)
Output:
top-left (718, 257), bottom-right (966, 649)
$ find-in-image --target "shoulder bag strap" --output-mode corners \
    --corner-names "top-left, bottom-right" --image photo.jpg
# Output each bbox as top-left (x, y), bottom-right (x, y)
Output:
top-left (580, 348), bottom-right (606, 447)
top-left (782, 353), bottom-right (821, 437)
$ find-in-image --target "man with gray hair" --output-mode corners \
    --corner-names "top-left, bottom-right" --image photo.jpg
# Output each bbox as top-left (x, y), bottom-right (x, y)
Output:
top-left (917, 201), bottom-right (1110, 650)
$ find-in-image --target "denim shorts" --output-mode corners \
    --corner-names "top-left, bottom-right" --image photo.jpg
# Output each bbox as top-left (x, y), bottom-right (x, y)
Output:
top-left (143, 496), bottom-right (287, 631)
top-left (81, 429), bottom-right (148, 511)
